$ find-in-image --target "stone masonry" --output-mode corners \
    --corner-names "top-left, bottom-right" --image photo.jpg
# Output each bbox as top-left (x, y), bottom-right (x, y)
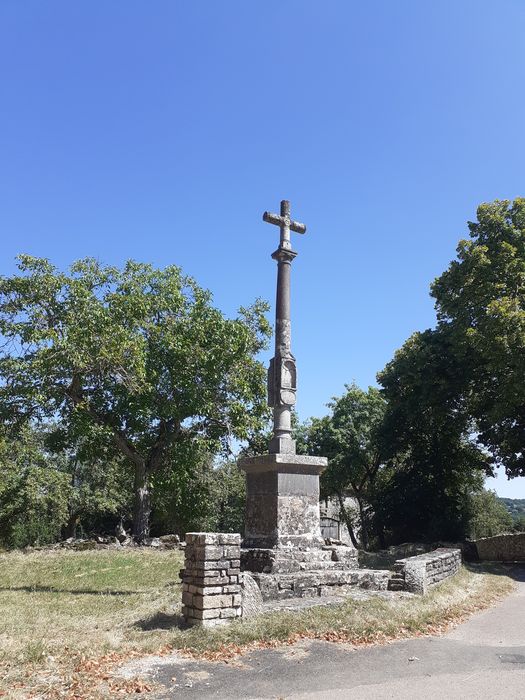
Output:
top-left (471, 532), bottom-right (525, 562)
top-left (390, 547), bottom-right (461, 594)
top-left (180, 533), bottom-right (242, 626)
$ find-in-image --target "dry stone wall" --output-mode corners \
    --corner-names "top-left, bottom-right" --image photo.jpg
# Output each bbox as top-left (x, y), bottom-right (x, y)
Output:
top-left (180, 533), bottom-right (242, 627)
top-left (471, 533), bottom-right (525, 562)
top-left (392, 547), bottom-right (461, 594)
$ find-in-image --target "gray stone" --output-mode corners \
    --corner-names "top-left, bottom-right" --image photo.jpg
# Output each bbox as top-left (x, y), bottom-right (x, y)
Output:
top-left (394, 548), bottom-right (462, 594)
top-left (180, 532), bottom-right (243, 627)
top-left (240, 456), bottom-right (327, 550)
top-left (262, 200), bottom-right (305, 455)
top-left (471, 533), bottom-right (525, 562)
top-left (248, 568), bottom-right (391, 601)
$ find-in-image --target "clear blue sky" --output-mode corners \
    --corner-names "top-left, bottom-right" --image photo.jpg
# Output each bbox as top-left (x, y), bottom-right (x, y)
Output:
top-left (1, 1), bottom-right (524, 496)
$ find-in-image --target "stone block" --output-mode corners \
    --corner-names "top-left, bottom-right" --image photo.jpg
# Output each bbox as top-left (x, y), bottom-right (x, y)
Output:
top-left (194, 575), bottom-right (229, 586)
top-left (241, 571), bottom-right (263, 619)
top-left (192, 545), bottom-right (224, 561)
top-left (194, 585), bottom-right (224, 595)
top-left (182, 591), bottom-right (194, 606)
top-left (219, 608), bottom-right (238, 619)
top-left (202, 560), bottom-right (230, 570)
top-left (191, 608), bottom-right (221, 620)
top-left (193, 594), bottom-right (233, 610)
top-left (185, 532), bottom-right (240, 547)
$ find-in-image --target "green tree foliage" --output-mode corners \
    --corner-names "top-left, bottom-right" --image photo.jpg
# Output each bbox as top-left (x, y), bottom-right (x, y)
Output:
top-left (498, 497), bottom-right (525, 532)
top-left (0, 427), bottom-right (70, 548)
top-left (467, 490), bottom-right (514, 539)
top-left (376, 199), bottom-right (525, 542)
top-left (208, 460), bottom-right (246, 534)
top-left (0, 425), bottom-right (130, 547)
top-left (499, 497), bottom-right (525, 519)
top-left (431, 198), bottom-right (525, 477)
top-left (299, 384), bottom-right (387, 548)
top-left (0, 257), bottom-right (271, 541)
top-left (378, 330), bottom-right (489, 542)
top-left (152, 454), bottom-right (246, 536)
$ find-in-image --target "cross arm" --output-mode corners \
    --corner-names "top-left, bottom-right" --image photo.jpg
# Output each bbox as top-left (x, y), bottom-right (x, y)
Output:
top-left (290, 220), bottom-right (306, 234)
top-left (263, 211), bottom-right (306, 234)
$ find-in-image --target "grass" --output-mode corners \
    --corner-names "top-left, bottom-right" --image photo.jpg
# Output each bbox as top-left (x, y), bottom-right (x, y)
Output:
top-left (0, 549), bottom-right (516, 698)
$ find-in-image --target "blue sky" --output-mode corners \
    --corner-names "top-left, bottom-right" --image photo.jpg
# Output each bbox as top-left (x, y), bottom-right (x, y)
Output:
top-left (1, 1), bottom-right (524, 496)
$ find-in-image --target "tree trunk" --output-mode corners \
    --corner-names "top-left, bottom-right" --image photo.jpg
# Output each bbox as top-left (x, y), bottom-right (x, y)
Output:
top-left (63, 512), bottom-right (79, 540)
top-left (356, 495), bottom-right (369, 550)
top-left (132, 461), bottom-right (151, 543)
top-left (336, 491), bottom-right (360, 549)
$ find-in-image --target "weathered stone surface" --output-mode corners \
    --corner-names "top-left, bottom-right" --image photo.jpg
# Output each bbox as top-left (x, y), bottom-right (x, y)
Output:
top-left (262, 200), bottom-right (306, 455)
top-left (323, 544), bottom-right (358, 566)
top-left (241, 546), bottom-right (358, 575)
top-left (393, 548), bottom-right (462, 594)
top-left (180, 532), bottom-right (243, 627)
top-left (193, 594), bottom-right (234, 610)
top-left (470, 533), bottom-right (525, 562)
top-left (239, 453), bottom-right (328, 472)
top-left (241, 458), bottom-right (327, 549)
top-left (185, 533), bottom-right (241, 547)
top-left (249, 568), bottom-right (390, 601)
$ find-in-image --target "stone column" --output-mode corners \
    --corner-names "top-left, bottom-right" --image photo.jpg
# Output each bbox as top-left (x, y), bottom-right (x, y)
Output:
top-left (239, 199), bottom-right (327, 565)
top-left (180, 533), bottom-right (242, 627)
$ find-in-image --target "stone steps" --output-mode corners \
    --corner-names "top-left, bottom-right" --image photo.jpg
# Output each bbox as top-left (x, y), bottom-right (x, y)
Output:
top-left (388, 571), bottom-right (405, 591)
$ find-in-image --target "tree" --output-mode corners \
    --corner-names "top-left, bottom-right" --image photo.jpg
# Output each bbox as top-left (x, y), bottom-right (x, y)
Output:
top-left (0, 256), bottom-right (271, 540)
top-left (431, 198), bottom-right (525, 477)
top-left (377, 329), bottom-right (489, 543)
top-left (0, 426), bottom-right (70, 548)
top-left (0, 425), bottom-right (132, 546)
top-left (300, 384), bottom-right (387, 548)
top-left (467, 490), bottom-right (514, 539)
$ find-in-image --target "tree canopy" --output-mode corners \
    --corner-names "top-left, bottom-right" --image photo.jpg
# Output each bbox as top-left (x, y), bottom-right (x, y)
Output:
top-left (431, 198), bottom-right (525, 476)
top-left (375, 199), bottom-right (525, 541)
top-left (298, 384), bottom-right (387, 547)
top-left (0, 256), bottom-right (270, 540)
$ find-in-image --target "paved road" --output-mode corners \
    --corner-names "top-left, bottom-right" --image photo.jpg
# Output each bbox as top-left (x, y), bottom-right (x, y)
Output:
top-left (120, 566), bottom-right (525, 699)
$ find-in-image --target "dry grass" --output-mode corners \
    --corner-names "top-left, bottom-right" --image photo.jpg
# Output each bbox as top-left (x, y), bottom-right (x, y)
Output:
top-left (0, 549), bottom-right (515, 698)
top-left (0, 549), bottom-right (183, 697)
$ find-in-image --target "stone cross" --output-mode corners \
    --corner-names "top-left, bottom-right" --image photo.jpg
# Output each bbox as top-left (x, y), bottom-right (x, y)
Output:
top-left (263, 200), bottom-right (306, 454)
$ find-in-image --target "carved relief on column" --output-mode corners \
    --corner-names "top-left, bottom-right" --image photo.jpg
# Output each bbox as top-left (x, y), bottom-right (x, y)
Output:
top-left (267, 356), bottom-right (297, 408)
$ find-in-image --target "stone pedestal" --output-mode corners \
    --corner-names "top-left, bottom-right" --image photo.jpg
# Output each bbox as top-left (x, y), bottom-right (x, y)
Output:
top-left (238, 453), bottom-right (327, 550)
top-left (180, 533), bottom-right (242, 627)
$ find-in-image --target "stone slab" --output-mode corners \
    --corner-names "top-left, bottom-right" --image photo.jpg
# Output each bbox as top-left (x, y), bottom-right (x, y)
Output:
top-left (250, 568), bottom-right (390, 601)
top-left (239, 453), bottom-right (328, 474)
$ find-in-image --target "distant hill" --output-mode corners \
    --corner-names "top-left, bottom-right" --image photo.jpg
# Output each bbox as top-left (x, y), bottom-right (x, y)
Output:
top-left (499, 497), bottom-right (525, 521)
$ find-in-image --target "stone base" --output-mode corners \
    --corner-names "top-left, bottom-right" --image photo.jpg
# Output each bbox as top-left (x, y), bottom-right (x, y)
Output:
top-left (241, 544), bottom-right (358, 574)
top-left (238, 453), bottom-right (328, 549)
top-left (251, 568), bottom-right (390, 601)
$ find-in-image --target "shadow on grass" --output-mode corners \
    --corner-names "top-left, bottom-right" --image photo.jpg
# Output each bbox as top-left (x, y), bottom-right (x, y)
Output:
top-left (0, 585), bottom-right (139, 595)
top-left (464, 562), bottom-right (525, 582)
top-left (135, 610), bottom-right (187, 631)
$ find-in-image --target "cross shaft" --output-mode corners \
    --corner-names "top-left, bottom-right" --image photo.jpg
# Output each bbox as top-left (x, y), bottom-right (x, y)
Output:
top-left (262, 199), bottom-right (307, 455)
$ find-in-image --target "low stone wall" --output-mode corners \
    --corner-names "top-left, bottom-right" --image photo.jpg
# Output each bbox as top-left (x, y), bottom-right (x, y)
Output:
top-left (392, 547), bottom-right (461, 594)
top-left (252, 568), bottom-right (390, 601)
top-left (471, 532), bottom-right (525, 562)
top-left (180, 533), bottom-right (242, 627)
